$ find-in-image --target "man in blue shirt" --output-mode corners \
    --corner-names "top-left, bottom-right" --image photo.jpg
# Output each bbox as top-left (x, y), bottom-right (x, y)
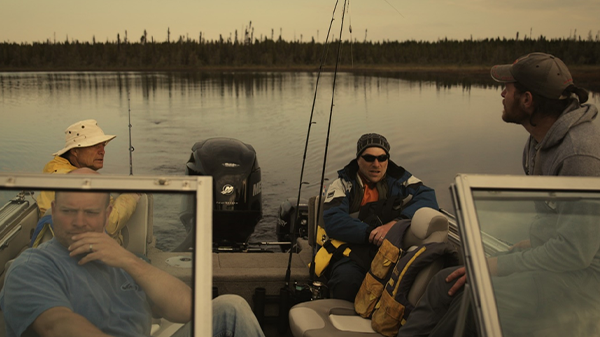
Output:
top-left (0, 169), bottom-right (265, 337)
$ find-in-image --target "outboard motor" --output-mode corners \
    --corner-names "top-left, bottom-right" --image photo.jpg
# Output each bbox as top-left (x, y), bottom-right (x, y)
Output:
top-left (177, 138), bottom-right (262, 251)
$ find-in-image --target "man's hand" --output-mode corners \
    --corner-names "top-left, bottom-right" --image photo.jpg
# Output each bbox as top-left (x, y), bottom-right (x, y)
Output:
top-left (69, 231), bottom-right (190, 323)
top-left (369, 220), bottom-right (397, 246)
top-left (446, 266), bottom-right (466, 296)
top-left (68, 232), bottom-right (136, 269)
top-left (510, 239), bottom-right (531, 251)
top-left (487, 257), bottom-right (498, 276)
top-left (447, 258), bottom-right (499, 296)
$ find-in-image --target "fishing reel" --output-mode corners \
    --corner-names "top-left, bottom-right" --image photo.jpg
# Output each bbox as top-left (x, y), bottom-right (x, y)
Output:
top-left (276, 198), bottom-right (309, 252)
top-left (252, 281), bottom-right (328, 335)
top-left (291, 280), bottom-right (329, 304)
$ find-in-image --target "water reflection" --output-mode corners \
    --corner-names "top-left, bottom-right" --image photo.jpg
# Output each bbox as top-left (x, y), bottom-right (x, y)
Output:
top-left (1, 71), bottom-right (599, 248)
top-left (2, 71), bottom-right (599, 103)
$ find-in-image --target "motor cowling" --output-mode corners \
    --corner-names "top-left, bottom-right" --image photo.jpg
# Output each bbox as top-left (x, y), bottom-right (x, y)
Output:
top-left (181, 138), bottom-right (262, 248)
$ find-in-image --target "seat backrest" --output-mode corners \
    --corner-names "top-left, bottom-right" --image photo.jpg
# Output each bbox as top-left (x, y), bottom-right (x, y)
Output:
top-left (121, 193), bottom-right (153, 257)
top-left (400, 207), bottom-right (449, 306)
top-left (402, 207), bottom-right (449, 247)
top-left (0, 200), bottom-right (39, 288)
top-left (307, 195), bottom-right (324, 248)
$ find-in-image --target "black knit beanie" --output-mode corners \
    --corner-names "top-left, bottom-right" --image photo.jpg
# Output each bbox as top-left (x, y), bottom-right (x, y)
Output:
top-left (356, 133), bottom-right (390, 158)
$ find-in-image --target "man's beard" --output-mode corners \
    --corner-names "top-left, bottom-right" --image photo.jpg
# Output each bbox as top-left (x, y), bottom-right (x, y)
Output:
top-left (502, 99), bottom-right (528, 125)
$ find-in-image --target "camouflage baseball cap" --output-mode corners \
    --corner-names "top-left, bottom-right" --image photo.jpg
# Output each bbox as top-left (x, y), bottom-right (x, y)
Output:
top-left (490, 52), bottom-right (574, 99)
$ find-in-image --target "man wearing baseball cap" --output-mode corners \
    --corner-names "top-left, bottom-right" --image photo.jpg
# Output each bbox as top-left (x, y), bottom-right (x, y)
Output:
top-left (34, 119), bottom-right (140, 247)
top-left (397, 53), bottom-right (600, 337)
top-left (317, 133), bottom-right (439, 302)
top-left (490, 52), bottom-right (600, 176)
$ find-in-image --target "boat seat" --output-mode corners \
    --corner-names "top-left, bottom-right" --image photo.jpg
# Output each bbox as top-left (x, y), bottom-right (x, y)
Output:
top-left (306, 195), bottom-right (324, 249)
top-left (0, 200), bottom-right (40, 288)
top-left (289, 206), bottom-right (450, 337)
top-left (290, 299), bottom-right (379, 337)
top-left (121, 193), bottom-right (153, 257)
top-left (150, 318), bottom-right (185, 337)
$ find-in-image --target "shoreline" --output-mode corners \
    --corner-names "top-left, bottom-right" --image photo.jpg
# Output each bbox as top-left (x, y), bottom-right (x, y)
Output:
top-left (2, 65), bottom-right (599, 89)
top-left (1, 64), bottom-right (598, 73)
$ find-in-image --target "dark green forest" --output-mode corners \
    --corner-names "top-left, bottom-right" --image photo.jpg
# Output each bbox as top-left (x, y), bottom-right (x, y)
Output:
top-left (1, 35), bottom-right (599, 71)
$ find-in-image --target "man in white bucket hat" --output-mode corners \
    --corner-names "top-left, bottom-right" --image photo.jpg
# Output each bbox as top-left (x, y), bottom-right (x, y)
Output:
top-left (34, 119), bottom-right (140, 247)
top-left (51, 119), bottom-right (117, 170)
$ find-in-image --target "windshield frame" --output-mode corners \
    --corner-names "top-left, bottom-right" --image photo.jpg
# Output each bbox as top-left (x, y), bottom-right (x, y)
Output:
top-left (0, 172), bottom-right (213, 336)
top-left (451, 173), bottom-right (600, 336)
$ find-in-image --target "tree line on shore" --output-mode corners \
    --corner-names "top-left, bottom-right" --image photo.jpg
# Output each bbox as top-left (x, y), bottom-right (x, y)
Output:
top-left (1, 35), bottom-right (599, 71)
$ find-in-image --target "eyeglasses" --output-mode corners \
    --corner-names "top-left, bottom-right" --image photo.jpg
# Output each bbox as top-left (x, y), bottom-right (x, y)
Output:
top-left (361, 154), bottom-right (389, 162)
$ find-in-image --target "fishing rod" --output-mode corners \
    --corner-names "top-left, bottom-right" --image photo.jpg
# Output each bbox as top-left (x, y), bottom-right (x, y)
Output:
top-left (283, 0), bottom-right (348, 289)
top-left (348, 0), bottom-right (354, 67)
top-left (283, 0), bottom-right (341, 288)
top-left (313, 0), bottom-right (348, 259)
top-left (127, 89), bottom-right (134, 175)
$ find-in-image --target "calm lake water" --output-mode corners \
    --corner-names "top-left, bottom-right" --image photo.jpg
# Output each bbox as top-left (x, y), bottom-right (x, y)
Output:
top-left (1, 71), bottom-right (599, 250)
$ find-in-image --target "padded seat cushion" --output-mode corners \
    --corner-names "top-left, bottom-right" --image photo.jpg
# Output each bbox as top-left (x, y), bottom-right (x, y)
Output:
top-left (289, 299), bottom-right (381, 337)
top-left (290, 207), bottom-right (451, 337)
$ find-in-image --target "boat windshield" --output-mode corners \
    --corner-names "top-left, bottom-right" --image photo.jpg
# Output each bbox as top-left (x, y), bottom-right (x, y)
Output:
top-left (453, 175), bottom-right (600, 337)
top-left (0, 173), bottom-right (212, 337)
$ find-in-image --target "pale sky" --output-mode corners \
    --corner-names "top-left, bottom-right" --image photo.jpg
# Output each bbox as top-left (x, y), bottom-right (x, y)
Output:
top-left (2, 0), bottom-right (599, 43)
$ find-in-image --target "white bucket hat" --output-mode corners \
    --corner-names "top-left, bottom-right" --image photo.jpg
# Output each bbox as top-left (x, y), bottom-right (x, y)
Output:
top-left (53, 119), bottom-right (116, 156)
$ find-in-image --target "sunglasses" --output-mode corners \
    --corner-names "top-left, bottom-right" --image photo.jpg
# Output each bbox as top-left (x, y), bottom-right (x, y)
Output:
top-left (361, 154), bottom-right (389, 162)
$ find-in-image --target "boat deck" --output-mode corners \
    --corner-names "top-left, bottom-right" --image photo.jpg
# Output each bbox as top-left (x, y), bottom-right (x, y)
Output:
top-left (147, 240), bottom-right (313, 336)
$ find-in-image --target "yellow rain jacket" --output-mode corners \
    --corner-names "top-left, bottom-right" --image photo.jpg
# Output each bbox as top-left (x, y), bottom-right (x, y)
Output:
top-left (35, 156), bottom-right (138, 246)
top-left (37, 157), bottom-right (77, 215)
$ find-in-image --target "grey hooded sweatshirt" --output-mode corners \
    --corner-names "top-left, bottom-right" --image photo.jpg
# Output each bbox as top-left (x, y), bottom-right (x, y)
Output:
top-left (497, 99), bottom-right (600, 278)
top-left (523, 99), bottom-right (600, 177)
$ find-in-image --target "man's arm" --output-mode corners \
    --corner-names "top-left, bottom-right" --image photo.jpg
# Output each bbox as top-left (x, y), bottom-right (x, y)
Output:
top-left (497, 200), bottom-right (600, 275)
top-left (32, 307), bottom-right (112, 337)
top-left (120, 253), bottom-right (192, 322)
top-left (368, 220), bottom-right (397, 246)
top-left (70, 232), bottom-right (192, 323)
top-left (398, 174), bottom-right (439, 218)
top-left (445, 258), bottom-right (498, 296)
top-left (322, 178), bottom-right (371, 243)
top-left (105, 193), bottom-right (141, 241)
top-left (1, 249), bottom-right (114, 337)
top-left (559, 155), bottom-right (600, 177)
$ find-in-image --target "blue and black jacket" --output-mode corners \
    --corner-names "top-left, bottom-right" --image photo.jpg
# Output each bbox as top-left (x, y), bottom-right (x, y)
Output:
top-left (322, 159), bottom-right (439, 245)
